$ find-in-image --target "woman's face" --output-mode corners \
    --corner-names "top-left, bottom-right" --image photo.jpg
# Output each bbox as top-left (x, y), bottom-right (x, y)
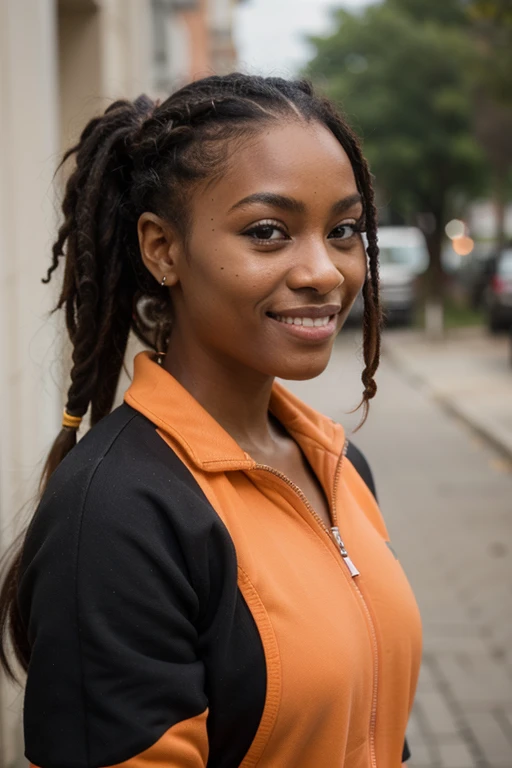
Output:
top-left (166, 120), bottom-right (367, 381)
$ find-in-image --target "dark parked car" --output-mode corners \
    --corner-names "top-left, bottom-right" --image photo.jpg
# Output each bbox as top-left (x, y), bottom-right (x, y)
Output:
top-left (484, 246), bottom-right (512, 332)
top-left (349, 226), bottom-right (428, 326)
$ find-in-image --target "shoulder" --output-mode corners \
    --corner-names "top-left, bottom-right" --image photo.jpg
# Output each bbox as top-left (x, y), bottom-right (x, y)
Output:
top-left (344, 441), bottom-right (390, 539)
top-left (39, 403), bottom-right (207, 506)
top-left (20, 404), bottom-right (235, 610)
top-left (28, 403), bottom-right (220, 530)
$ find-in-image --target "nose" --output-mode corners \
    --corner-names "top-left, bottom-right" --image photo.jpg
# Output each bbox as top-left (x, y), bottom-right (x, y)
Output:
top-left (286, 239), bottom-right (344, 295)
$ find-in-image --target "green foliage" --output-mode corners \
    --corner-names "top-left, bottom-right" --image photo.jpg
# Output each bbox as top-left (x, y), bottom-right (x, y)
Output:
top-left (467, 0), bottom-right (512, 25)
top-left (466, 0), bottom-right (512, 247)
top-left (306, 4), bottom-right (487, 223)
top-left (388, 0), bottom-right (468, 25)
top-left (466, 0), bottom-right (512, 105)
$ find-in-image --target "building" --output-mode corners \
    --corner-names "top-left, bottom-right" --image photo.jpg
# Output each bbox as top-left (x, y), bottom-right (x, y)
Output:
top-left (153, 0), bottom-right (241, 95)
top-left (0, 1), bottom-right (241, 764)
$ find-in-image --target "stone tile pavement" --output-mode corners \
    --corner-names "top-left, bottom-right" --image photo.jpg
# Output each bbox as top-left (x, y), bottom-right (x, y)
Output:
top-left (383, 327), bottom-right (512, 461)
top-left (381, 327), bottom-right (512, 768)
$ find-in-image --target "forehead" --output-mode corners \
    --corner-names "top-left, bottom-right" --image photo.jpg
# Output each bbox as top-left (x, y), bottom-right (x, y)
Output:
top-left (194, 120), bottom-right (360, 214)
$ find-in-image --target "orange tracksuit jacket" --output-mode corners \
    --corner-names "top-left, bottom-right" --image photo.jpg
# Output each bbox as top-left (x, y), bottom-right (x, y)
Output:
top-left (21, 350), bottom-right (422, 768)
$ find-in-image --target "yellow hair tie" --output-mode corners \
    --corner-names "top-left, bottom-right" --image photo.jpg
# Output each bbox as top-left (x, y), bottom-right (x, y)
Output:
top-left (62, 410), bottom-right (83, 430)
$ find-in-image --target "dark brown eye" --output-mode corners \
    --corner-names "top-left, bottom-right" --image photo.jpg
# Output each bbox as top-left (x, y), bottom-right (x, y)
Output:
top-left (329, 223), bottom-right (358, 241)
top-left (243, 223), bottom-right (287, 242)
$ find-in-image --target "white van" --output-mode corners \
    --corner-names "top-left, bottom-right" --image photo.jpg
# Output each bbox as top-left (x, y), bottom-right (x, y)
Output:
top-left (350, 226), bottom-right (429, 325)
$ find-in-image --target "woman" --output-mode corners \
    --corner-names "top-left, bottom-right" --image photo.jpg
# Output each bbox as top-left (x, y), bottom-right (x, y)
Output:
top-left (0, 74), bottom-right (421, 767)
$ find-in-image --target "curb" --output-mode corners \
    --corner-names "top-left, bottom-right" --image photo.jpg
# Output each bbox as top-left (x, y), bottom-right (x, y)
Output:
top-left (383, 342), bottom-right (512, 463)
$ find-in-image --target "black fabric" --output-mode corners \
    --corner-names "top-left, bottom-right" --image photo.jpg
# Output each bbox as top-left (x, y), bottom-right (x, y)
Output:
top-left (19, 404), bottom-right (266, 768)
top-left (347, 441), bottom-right (411, 764)
top-left (346, 441), bottom-right (378, 501)
top-left (20, 408), bottom-right (411, 767)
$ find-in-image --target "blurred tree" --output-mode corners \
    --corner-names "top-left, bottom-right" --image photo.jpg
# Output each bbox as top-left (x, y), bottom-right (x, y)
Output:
top-left (472, 96), bottom-right (512, 248)
top-left (388, 0), bottom-right (512, 245)
top-left (468, 0), bottom-right (512, 26)
top-left (466, 0), bottom-right (512, 246)
top-left (305, 2), bottom-right (487, 333)
top-left (388, 0), bottom-right (468, 25)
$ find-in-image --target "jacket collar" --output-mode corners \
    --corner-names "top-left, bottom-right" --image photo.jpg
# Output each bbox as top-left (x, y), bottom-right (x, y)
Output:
top-left (124, 351), bottom-right (345, 473)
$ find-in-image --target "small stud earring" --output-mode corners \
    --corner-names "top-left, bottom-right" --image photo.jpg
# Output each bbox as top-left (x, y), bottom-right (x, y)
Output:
top-left (160, 275), bottom-right (167, 287)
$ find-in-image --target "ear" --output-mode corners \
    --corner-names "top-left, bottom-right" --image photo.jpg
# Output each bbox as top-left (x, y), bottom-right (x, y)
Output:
top-left (137, 212), bottom-right (182, 287)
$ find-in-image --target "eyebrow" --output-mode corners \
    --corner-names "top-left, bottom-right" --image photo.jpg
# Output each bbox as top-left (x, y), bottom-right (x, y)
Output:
top-left (228, 192), bottom-right (363, 217)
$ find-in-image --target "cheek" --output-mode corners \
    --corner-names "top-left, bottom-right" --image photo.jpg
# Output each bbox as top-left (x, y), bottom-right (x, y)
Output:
top-left (186, 238), bottom-right (279, 311)
top-left (336, 248), bottom-right (367, 323)
top-left (342, 246), bottom-right (367, 293)
top-left (180, 254), bottom-right (269, 326)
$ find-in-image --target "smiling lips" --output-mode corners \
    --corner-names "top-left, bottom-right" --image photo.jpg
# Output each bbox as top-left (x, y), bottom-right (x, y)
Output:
top-left (273, 315), bottom-right (331, 327)
top-left (267, 305), bottom-right (341, 341)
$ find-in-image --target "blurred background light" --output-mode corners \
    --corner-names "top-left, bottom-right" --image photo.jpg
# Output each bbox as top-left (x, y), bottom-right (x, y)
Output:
top-left (451, 235), bottom-right (475, 255)
top-left (445, 218), bottom-right (466, 239)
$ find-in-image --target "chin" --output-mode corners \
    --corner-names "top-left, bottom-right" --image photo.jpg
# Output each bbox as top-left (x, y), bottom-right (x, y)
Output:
top-left (273, 355), bottom-right (332, 382)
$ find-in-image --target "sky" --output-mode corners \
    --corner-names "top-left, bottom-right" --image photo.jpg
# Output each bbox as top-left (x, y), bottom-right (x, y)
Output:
top-left (234, 0), bottom-right (375, 77)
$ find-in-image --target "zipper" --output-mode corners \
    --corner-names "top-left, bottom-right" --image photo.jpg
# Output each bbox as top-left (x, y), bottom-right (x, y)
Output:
top-left (331, 442), bottom-right (378, 768)
top-left (331, 526), bottom-right (360, 577)
top-left (357, 588), bottom-right (379, 768)
top-left (330, 442), bottom-right (360, 577)
top-left (254, 440), bottom-right (359, 578)
top-left (253, 439), bottom-right (378, 768)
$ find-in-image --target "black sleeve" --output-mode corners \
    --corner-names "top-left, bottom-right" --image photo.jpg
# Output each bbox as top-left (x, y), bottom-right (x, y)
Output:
top-left (347, 441), bottom-right (411, 763)
top-left (346, 441), bottom-right (378, 501)
top-left (18, 425), bottom-right (213, 768)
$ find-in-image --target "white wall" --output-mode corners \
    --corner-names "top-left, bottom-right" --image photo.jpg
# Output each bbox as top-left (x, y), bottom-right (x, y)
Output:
top-left (0, 0), bottom-right (61, 763)
top-left (99, 0), bottom-right (152, 99)
top-left (0, 1), bottom-right (154, 764)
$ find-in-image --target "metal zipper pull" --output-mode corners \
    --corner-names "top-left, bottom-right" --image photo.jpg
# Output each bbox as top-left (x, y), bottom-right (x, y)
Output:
top-left (331, 526), bottom-right (360, 577)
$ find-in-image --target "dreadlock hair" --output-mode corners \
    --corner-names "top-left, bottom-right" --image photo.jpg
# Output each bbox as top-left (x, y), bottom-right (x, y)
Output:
top-left (0, 73), bottom-right (381, 680)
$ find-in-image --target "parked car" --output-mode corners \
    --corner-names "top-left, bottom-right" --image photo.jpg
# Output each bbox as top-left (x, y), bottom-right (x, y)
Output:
top-left (483, 246), bottom-right (512, 333)
top-left (349, 226), bottom-right (428, 325)
top-left (468, 252), bottom-right (496, 312)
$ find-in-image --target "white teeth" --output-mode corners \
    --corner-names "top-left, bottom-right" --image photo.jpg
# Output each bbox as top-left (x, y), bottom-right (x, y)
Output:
top-left (273, 315), bottom-right (331, 327)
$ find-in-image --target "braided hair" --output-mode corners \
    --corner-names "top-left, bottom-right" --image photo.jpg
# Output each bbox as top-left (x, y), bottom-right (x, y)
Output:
top-left (0, 73), bottom-right (381, 678)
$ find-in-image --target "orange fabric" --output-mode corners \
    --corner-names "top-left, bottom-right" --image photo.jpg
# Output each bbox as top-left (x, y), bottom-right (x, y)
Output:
top-left (125, 352), bottom-right (422, 768)
top-left (108, 709), bottom-right (209, 767)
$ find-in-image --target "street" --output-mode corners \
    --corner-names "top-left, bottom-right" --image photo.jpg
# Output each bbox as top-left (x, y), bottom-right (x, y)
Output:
top-left (286, 328), bottom-right (512, 768)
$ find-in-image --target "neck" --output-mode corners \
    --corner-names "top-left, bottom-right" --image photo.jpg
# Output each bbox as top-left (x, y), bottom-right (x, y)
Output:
top-left (163, 340), bottom-right (279, 454)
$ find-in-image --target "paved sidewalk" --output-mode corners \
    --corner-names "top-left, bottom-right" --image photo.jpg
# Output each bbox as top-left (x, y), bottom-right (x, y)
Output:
top-left (381, 327), bottom-right (512, 768)
top-left (382, 327), bottom-right (512, 461)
